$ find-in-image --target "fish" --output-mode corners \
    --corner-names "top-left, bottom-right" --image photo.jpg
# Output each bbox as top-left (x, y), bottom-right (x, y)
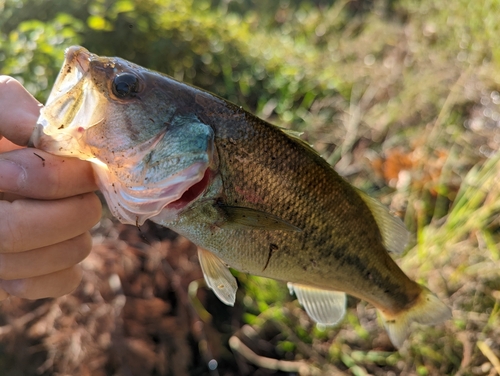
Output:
top-left (29, 46), bottom-right (451, 348)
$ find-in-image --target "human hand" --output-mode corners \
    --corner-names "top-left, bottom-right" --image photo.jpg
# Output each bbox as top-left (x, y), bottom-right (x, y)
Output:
top-left (0, 76), bottom-right (102, 300)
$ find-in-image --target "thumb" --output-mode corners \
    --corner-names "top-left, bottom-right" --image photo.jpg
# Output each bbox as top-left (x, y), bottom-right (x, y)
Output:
top-left (0, 76), bottom-right (42, 146)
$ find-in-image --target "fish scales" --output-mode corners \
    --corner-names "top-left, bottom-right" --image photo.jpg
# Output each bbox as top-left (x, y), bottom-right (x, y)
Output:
top-left (30, 46), bottom-right (451, 348)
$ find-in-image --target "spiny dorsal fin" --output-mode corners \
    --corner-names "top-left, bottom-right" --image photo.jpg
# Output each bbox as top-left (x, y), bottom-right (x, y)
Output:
top-left (278, 127), bottom-right (320, 156)
top-left (218, 205), bottom-right (302, 232)
top-left (355, 188), bottom-right (409, 254)
top-left (280, 128), bottom-right (304, 139)
top-left (287, 283), bottom-right (346, 326)
top-left (198, 247), bottom-right (238, 306)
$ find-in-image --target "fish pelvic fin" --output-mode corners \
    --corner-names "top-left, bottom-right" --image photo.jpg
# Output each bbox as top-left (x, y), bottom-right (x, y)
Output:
top-left (380, 286), bottom-right (451, 348)
top-left (288, 283), bottom-right (346, 326)
top-left (355, 188), bottom-right (409, 254)
top-left (198, 247), bottom-right (238, 306)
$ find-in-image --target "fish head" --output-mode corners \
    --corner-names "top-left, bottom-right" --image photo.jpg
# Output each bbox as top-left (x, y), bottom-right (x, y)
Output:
top-left (31, 46), bottom-right (216, 225)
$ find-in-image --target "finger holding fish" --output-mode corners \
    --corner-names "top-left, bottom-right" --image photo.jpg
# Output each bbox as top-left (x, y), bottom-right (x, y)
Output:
top-left (0, 148), bottom-right (98, 200)
top-left (0, 76), bottom-right (42, 146)
top-left (0, 190), bottom-right (98, 300)
top-left (0, 265), bottom-right (83, 300)
top-left (0, 194), bottom-right (100, 254)
top-left (0, 75), bottom-right (101, 300)
top-left (0, 233), bottom-right (92, 280)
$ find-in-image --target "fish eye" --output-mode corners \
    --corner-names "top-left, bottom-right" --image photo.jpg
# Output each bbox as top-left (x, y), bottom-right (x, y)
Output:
top-left (112, 73), bottom-right (139, 98)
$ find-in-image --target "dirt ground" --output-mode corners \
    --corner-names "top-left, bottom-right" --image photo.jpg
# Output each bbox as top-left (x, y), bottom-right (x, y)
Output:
top-left (0, 215), bottom-right (315, 376)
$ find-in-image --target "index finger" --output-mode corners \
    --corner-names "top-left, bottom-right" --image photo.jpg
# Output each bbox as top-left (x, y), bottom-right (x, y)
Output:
top-left (0, 148), bottom-right (98, 199)
top-left (0, 76), bottom-right (42, 146)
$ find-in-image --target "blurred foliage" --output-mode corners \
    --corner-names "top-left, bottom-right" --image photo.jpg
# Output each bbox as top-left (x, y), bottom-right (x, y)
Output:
top-left (2, 0), bottom-right (500, 157)
top-left (1, 0), bottom-right (500, 375)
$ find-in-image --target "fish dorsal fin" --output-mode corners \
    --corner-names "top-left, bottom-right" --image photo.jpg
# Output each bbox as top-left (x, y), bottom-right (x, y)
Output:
top-left (280, 128), bottom-right (304, 140)
top-left (198, 248), bottom-right (238, 306)
top-left (355, 188), bottom-right (409, 254)
top-left (279, 127), bottom-right (319, 155)
top-left (218, 205), bottom-right (302, 232)
top-left (287, 283), bottom-right (346, 325)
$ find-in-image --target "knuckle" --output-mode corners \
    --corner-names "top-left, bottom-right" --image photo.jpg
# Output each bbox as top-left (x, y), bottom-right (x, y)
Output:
top-left (72, 232), bottom-right (93, 261)
top-left (83, 193), bottom-right (103, 226)
top-left (41, 168), bottom-right (65, 198)
top-left (0, 228), bottom-right (12, 254)
top-left (0, 76), bottom-right (25, 101)
top-left (58, 266), bottom-right (83, 296)
top-left (81, 231), bottom-right (93, 254)
top-left (0, 254), bottom-right (9, 279)
top-left (0, 203), bottom-right (19, 253)
top-left (0, 257), bottom-right (5, 280)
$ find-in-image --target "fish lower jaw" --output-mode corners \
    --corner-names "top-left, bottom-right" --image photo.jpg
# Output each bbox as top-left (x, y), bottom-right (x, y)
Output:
top-left (164, 168), bottom-right (212, 211)
top-left (93, 161), bottom-right (212, 226)
top-left (150, 167), bottom-right (213, 224)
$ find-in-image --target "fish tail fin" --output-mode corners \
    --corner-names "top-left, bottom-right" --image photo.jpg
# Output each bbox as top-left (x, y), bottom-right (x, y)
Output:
top-left (379, 286), bottom-right (451, 348)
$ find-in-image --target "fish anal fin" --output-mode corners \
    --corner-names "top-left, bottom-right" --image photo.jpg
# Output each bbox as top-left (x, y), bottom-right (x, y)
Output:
top-left (380, 286), bottom-right (451, 348)
top-left (218, 205), bottom-right (302, 232)
top-left (356, 188), bottom-right (409, 254)
top-left (197, 247), bottom-right (238, 306)
top-left (287, 283), bottom-right (346, 326)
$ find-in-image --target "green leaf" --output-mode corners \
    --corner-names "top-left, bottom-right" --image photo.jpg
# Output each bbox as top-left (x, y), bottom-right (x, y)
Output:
top-left (87, 15), bottom-right (113, 31)
top-left (112, 0), bottom-right (135, 14)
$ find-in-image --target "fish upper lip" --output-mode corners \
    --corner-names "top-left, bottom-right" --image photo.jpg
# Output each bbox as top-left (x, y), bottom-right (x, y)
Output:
top-left (65, 46), bottom-right (91, 74)
top-left (43, 46), bottom-right (93, 108)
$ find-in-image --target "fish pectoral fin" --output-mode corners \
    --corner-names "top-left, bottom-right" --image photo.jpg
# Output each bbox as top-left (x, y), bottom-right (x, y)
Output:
top-left (197, 247), bottom-right (238, 306)
top-left (287, 283), bottom-right (346, 325)
top-left (356, 188), bottom-right (409, 254)
top-left (218, 205), bottom-right (302, 232)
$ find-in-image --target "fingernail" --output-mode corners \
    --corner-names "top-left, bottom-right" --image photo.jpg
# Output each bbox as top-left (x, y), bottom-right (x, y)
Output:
top-left (0, 159), bottom-right (27, 192)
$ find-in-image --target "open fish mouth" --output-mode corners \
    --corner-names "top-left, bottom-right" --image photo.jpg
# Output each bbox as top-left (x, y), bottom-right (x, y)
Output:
top-left (46, 46), bottom-right (92, 107)
top-left (30, 46), bottom-right (100, 159)
top-left (30, 46), bottom-right (215, 226)
top-left (97, 161), bottom-right (212, 225)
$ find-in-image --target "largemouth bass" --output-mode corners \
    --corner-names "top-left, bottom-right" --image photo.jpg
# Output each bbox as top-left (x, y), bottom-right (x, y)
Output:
top-left (30, 46), bottom-right (451, 347)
